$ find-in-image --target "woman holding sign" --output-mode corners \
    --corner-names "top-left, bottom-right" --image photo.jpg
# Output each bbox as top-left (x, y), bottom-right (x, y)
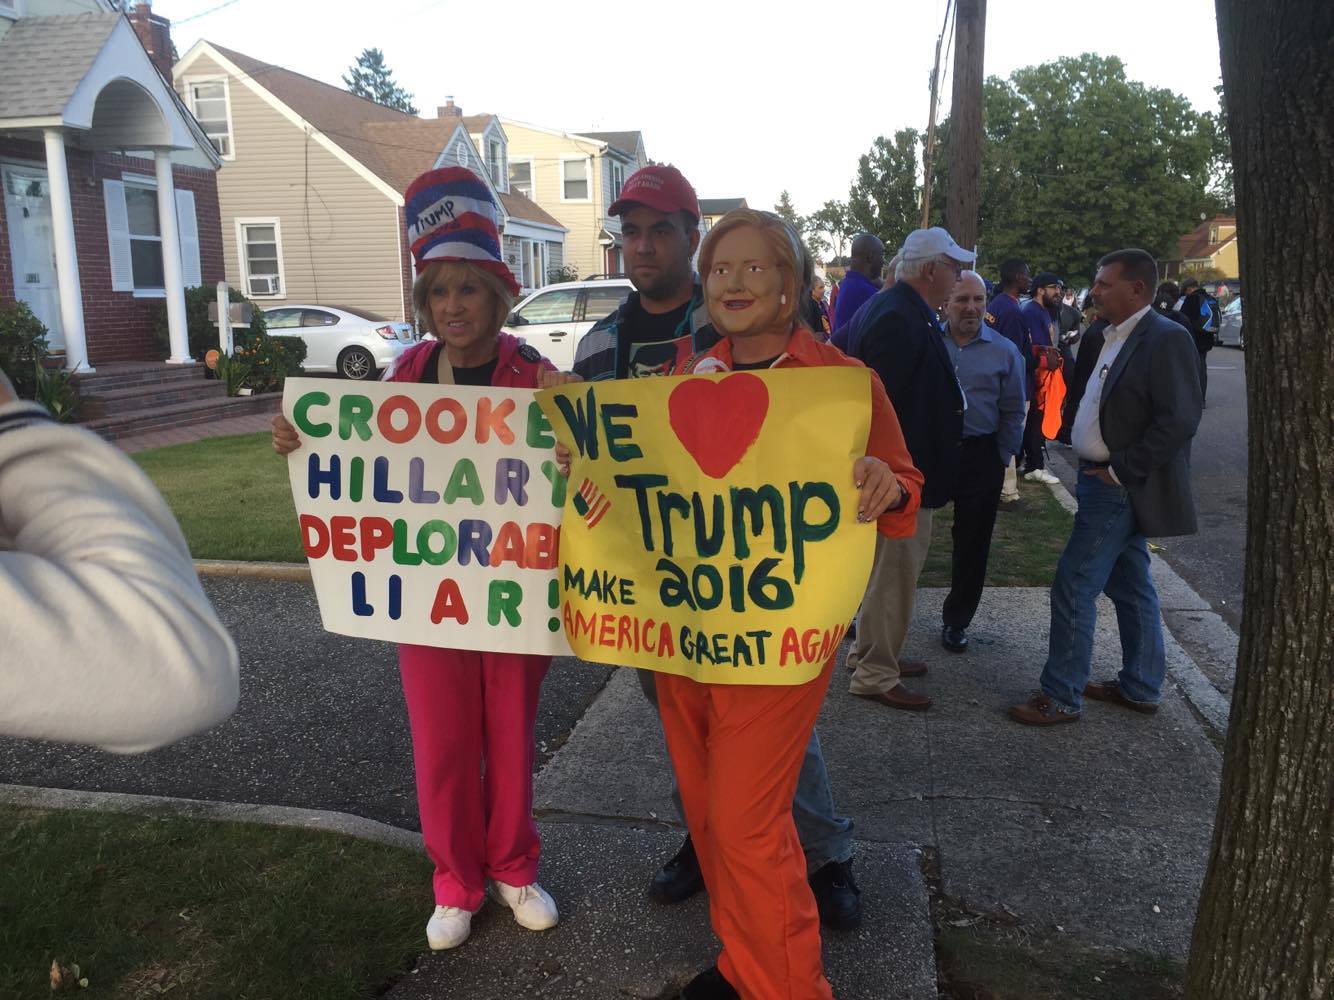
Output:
top-left (663, 210), bottom-right (924, 1000)
top-left (273, 168), bottom-right (565, 951)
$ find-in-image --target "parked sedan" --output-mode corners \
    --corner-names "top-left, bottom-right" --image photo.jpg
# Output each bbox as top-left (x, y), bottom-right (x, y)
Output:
top-left (1218, 297), bottom-right (1244, 349)
top-left (263, 305), bottom-right (415, 379)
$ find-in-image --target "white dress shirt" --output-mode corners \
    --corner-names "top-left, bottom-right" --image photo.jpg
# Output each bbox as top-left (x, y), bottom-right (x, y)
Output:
top-left (1071, 304), bottom-right (1152, 470)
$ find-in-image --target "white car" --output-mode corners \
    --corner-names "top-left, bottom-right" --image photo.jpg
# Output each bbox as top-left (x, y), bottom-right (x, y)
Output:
top-left (502, 278), bottom-right (633, 371)
top-left (262, 304), bottom-right (415, 380)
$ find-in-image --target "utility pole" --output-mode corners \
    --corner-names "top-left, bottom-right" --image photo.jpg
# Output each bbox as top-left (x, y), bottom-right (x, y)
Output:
top-left (944, 0), bottom-right (987, 250)
top-left (919, 0), bottom-right (952, 229)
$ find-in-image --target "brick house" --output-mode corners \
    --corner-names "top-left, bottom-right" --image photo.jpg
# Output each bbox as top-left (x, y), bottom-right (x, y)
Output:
top-left (0, 0), bottom-right (223, 371)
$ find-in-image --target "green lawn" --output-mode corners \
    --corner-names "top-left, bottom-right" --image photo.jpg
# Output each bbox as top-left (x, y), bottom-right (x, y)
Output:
top-left (0, 803), bottom-right (430, 999)
top-left (921, 481), bottom-right (1072, 588)
top-left (134, 433), bottom-right (304, 563)
top-left (135, 433), bottom-right (1073, 587)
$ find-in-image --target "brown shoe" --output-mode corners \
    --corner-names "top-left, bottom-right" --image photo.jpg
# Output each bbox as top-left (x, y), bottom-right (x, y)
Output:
top-left (899, 658), bottom-right (928, 678)
top-left (1008, 693), bottom-right (1081, 726)
top-left (1084, 680), bottom-right (1158, 715)
top-left (855, 684), bottom-right (932, 711)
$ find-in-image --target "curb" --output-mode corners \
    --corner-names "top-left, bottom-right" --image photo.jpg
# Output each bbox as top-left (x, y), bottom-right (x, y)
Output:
top-left (0, 782), bottom-right (422, 852)
top-left (195, 559), bottom-right (310, 581)
top-left (1042, 452), bottom-right (1234, 736)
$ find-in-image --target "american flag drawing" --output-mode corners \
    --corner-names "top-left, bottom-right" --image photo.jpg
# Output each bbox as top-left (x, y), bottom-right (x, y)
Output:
top-left (572, 478), bottom-right (611, 529)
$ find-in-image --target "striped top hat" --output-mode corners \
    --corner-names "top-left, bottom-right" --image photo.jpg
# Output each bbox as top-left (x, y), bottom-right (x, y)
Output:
top-left (404, 167), bottom-right (520, 297)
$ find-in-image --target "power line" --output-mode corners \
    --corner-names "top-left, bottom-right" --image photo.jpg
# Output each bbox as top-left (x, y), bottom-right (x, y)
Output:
top-left (175, 0), bottom-right (243, 25)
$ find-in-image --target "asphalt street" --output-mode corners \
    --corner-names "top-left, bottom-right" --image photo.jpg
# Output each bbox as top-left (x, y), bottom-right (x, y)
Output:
top-left (0, 576), bottom-right (613, 831)
top-left (1052, 344), bottom-right (1249, 631)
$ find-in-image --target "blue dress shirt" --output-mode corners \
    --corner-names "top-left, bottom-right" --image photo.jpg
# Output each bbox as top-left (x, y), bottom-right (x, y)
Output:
top-left (941, 323), bottom-right (1027, 466)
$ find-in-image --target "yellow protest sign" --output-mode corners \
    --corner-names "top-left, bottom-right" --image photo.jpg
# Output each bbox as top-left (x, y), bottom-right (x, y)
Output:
top-left (537, 367), bottom-right (876, 685)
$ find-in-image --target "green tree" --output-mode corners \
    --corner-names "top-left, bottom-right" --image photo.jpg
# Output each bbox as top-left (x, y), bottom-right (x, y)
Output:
top-left (810, 200), bottom-right (853, 262)
top-left (773, 190), bottom-right (830, 265)
top-left (343, 48), bottom-right (418, 115)
top-left (846, 129), bottom-right (923, 254)
top-left (932, 54), bottom-right (1215, 282)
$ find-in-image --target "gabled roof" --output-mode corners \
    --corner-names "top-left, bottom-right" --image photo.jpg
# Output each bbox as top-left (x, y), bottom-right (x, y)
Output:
top-left (1176, 216), bottom-right (1237, 261)
top-left (0, 13), bottom-right (120, 119)
top-left (181, 43), bottom-right (560, 229)
top-left (699, 198), bottom-right (747, 215)
top-left (580, 130), bottom-right (643, 158)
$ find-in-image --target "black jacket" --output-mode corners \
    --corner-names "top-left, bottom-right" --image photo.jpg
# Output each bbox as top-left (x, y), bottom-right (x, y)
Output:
top-left (846, 281), bottom-right (964, 508)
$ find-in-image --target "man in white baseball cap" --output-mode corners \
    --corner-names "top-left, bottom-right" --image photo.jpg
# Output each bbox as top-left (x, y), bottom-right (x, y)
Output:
top-left (842, 226), bottom-right (974, 711)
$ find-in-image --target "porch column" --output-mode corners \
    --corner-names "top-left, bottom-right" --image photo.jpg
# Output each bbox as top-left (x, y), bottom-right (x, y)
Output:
top-left (41, 129), bottom-right (93, 373)
top-left (154, 150), bottom-right (192, 364)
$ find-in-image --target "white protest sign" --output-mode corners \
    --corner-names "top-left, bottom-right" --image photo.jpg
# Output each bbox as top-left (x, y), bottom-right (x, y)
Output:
top-left (282, 377), bottom-right (571, 656)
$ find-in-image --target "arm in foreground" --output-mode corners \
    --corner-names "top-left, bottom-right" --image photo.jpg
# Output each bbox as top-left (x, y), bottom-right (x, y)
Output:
top-left (0, 391), bottom-right (239, 752)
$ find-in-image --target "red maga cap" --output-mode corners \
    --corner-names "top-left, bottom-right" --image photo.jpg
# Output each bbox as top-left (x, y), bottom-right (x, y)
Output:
top-left (608, 164), bottom-right (700, 222)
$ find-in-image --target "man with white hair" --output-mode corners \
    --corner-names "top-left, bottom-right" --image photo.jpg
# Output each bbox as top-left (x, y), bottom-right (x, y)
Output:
top-left (844, 227), bottom-right (974, 711)
top-left (939, 272), bottom-right (1027, 652)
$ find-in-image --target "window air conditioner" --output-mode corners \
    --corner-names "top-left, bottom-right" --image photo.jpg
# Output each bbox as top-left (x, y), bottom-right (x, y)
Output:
top-left (250, 275), bottom-right (279, 296)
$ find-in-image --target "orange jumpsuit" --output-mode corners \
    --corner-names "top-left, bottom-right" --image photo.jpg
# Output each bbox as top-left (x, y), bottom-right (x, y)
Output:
top-left (660, 326), bottom-right (922, 998)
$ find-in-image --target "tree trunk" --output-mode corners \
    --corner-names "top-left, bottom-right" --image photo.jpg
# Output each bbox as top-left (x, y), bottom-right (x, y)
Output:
top-left (1185, 2), bottom-right (1334, 997)
top-left (943, 0), bottom-right (985, 251)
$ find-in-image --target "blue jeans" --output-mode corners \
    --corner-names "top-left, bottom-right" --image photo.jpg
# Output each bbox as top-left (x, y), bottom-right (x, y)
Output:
top-left (1040, 467), bottom-right (1166, 712)
top-left (638, 667), bottom-right (853, 872)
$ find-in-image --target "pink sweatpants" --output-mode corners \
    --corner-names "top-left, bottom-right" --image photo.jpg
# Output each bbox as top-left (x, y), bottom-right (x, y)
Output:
top-left (398, 644), bottom-right (551, 910)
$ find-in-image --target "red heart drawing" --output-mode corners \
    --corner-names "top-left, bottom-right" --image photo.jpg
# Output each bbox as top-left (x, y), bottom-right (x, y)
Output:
top-left (667, 373), bottom-right (770, 479)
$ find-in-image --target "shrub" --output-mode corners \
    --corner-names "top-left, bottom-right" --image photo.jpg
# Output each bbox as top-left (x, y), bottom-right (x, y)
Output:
top-left (235, 331), bottom-right (306, 394)
top-left (0, 300), bottom-right (51, 399)
top-left (214, 353), bottom-right (252, 396)
top-left (32, 366), bottom-right (80, 422)
top-left (152, 285), bottom-right (269, 361)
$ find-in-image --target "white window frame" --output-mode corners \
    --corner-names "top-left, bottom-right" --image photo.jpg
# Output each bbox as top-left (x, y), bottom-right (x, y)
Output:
top-left (508, 156), bottom-right (536, 200)
top-left (455, 141), bottom-right (469, 167)
top-left (610, 161), bottom-right (625, 199)
top-left (121, 174), bottom-right (167, 298)
top-left (182, 75), bottom-right (236, 161)
top-left (234, 216), bottom-right (287, 300)
top-left (561, 155), bottom-right (591, 203)
top-left (0, 0), bottom-right (25, 20)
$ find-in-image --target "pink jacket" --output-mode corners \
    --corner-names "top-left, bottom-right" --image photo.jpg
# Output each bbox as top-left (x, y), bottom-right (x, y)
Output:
top-left (385, 331), bottom-right (554, 389)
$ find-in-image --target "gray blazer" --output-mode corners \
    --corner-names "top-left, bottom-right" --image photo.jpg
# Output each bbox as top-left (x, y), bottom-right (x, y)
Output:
top-left (1102, 308), bottom-right (1203, 537)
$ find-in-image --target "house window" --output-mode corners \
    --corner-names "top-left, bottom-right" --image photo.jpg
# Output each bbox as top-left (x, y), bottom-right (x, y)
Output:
top-left (510, 160), bottom-right (533, 199)
top-left (702, 217), bottom-right (713, 232)
top-left (562, 157), bottom-right (589, 200)
top-left (488, 139), bottom-right (503, 187)
top-left (456, 143), bottom-right (468, 167)
top-left (124, 181), bottom-right (164, 290)
top-left (237, 219), bottom-right (285, 297)
top-left (611, 162), bottom-right (624, 198)
top-left (188, 79), bottom-right (233, 158)
top-left (102, 177), bottom-right (201, 294)
top-left (1209, 226), bottom-right (1219, 242)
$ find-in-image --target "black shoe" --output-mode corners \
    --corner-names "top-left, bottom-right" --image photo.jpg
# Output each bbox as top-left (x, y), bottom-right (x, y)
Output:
top-left (942, 625), bottom-right (968, 653)
top-left (809, 858), bottom-right (862, 931)
top-left (650, 834), bottom-right (705, 904)
top-left (680, 965), bottom-right (739, 999)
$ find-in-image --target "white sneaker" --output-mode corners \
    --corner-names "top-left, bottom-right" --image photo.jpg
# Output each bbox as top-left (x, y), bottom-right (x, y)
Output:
top-left (426, 904), bottom-right (474, 950)
top-left (492, 880), bottom-right (559, 931)
top-left (1024, 469), bottom-right (1060, 484)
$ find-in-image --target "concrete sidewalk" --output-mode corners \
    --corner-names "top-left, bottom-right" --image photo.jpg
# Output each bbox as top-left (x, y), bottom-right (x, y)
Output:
top-left (0, 578), bottom-right (1224, 998)
top-left (384, 589), bottom-right (1221, 999)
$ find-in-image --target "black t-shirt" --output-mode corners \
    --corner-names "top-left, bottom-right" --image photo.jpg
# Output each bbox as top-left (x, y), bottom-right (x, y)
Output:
top-left (419, 343), bottom-right (497, 386)
top-left (731, 356), bottom-right (779, 371)
top-left (619, 297), bottom-right (692, 379)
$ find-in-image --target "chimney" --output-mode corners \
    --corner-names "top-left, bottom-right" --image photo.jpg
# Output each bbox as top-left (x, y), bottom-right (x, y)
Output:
top-left (438, 97), bottom-right (462, 120)
top-left (127, 1), bottom-right (175, 82)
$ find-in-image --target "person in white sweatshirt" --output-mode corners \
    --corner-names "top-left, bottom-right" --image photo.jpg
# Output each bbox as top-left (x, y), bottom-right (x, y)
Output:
top-left (0, 366), bottom-right (239, 753)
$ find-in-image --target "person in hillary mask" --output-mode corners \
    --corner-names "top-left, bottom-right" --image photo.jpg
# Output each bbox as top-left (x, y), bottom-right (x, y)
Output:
top-left (271, 168), bottom-right (564, 951)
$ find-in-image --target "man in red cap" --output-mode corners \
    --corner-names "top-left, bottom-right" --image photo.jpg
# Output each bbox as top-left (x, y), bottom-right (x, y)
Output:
top-left (568, 165), bottom-right (865, 934)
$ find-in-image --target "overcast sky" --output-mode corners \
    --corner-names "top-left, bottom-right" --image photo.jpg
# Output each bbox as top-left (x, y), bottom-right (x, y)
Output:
top-left (159, 0), bottom-right (1223, 216)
